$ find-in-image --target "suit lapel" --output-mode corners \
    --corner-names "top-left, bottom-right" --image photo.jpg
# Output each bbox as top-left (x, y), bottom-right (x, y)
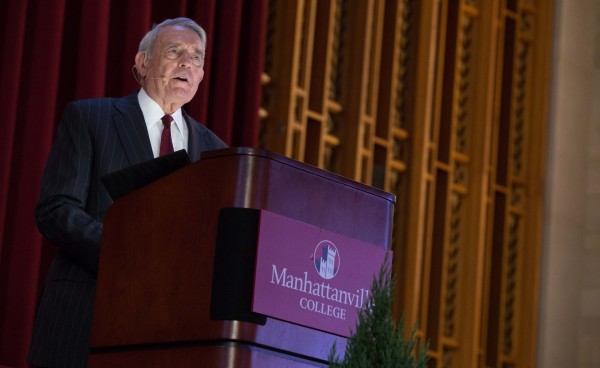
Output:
top-left (113, 92), bottom-right (154, 165)
top-left (183, 109), bottom-right (203, 162)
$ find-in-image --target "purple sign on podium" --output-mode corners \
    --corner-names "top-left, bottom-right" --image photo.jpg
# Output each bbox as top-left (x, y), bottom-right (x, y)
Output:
top-left (252, 210), bottom-right (390, 337)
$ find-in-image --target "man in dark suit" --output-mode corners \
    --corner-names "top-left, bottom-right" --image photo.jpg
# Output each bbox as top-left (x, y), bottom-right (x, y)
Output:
top-left (28, 17), bottom-right (226, 368)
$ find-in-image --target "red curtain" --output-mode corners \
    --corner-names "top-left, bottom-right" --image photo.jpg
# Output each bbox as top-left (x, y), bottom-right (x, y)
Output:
top-left (0, 0), bottom-right (267, 367)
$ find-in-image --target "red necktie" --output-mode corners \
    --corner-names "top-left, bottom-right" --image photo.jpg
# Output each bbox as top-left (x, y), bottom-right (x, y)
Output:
top-left (160, 115), bottom-right (174, 156)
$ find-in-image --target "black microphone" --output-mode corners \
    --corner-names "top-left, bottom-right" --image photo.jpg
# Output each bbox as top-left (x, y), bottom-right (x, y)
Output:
top-left (148, 75), bottom-right (168, 83)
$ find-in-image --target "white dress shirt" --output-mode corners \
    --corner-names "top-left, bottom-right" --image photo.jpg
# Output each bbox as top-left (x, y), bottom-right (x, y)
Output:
top-left (137, 88), bottom-right (189, 158)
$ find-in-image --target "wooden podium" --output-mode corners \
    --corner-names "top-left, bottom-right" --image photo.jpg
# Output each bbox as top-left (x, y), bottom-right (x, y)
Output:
top-left (88, 148), bottom-right (395, 367)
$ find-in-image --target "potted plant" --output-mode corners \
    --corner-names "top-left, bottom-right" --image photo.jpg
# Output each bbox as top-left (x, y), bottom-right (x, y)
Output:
top-left (328, 255), bottom-right (429, 367)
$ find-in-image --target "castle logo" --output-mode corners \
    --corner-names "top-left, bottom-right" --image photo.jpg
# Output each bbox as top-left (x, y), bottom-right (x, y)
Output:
top-left (313, 240), bottom-right (340, 280)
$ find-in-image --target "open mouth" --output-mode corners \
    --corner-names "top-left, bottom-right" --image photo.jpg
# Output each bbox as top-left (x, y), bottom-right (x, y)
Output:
top-left (173, 76), bottom-right (188, 82)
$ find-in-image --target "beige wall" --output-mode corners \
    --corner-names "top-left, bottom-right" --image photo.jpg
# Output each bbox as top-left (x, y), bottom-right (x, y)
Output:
top-left (538, 0), bottom-right (600, 367)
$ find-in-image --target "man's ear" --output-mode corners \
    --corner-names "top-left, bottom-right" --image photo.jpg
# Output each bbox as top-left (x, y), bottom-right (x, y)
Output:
top-left (134, 52), bottom-right (147, 78)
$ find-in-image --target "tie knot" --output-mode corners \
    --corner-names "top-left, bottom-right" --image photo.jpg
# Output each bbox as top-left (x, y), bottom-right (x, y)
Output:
top-left (161, 114), bottom-right (173, 127)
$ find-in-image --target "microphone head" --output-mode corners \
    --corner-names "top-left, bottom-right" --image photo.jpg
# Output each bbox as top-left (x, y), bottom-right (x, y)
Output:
top-left (147, 75), bottom-right (168, 83)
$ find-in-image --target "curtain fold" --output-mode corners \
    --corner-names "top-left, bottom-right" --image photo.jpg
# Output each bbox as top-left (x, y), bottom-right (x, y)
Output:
top-left (208, 1), bottom-right (243, 142)
top-left (1, 1), bottom-right (67, 367)
top-left (0, 1), bottom-right (266, 367)
top-left (0, 0), bottom-right (28, 259)
top-left (234, 0), bottom-right (267, 147)
top-left (75, 1), bottom-right (111, 99)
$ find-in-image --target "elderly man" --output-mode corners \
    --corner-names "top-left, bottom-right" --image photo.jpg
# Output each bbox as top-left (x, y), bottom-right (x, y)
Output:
top-left (28, 18), bottom-right (226, 368)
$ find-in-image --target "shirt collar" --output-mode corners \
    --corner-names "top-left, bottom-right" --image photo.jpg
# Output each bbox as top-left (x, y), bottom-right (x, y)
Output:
top-left (137, 88), bottom-right (185, 133)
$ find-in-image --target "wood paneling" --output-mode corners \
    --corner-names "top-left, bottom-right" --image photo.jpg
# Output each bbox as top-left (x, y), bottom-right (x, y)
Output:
top-left (260, 1), bottom-right (553, 366)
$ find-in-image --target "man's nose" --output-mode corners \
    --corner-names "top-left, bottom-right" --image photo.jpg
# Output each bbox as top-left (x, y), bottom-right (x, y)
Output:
top-left (178, 51), bottom-right (194, 67)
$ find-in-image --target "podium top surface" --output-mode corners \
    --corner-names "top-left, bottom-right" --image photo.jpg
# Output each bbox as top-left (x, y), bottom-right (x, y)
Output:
top-left (201, 147), bottom-right (396, 204)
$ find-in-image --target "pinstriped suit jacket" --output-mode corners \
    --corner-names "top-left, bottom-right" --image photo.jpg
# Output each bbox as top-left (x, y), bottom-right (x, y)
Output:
top-left (28, 92), bottom-right (227, 368)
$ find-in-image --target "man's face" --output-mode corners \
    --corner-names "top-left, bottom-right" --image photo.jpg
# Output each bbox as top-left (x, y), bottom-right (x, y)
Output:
top-left (136, 25), bottom-right (205, 113)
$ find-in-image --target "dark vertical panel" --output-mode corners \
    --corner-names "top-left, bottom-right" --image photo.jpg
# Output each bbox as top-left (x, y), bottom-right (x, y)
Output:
top-left (438, 0), bottom-right (459, 164)
top-left (485, 192), bottom-right (506, 367)
top-left (427, 169), bottom-right (449, 351)
top-left (497, 17), bottom-right (516, 187)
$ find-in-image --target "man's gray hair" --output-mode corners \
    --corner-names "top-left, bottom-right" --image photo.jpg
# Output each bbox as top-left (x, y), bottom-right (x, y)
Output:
top-left (138, 17), bottom-right (207, 62)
